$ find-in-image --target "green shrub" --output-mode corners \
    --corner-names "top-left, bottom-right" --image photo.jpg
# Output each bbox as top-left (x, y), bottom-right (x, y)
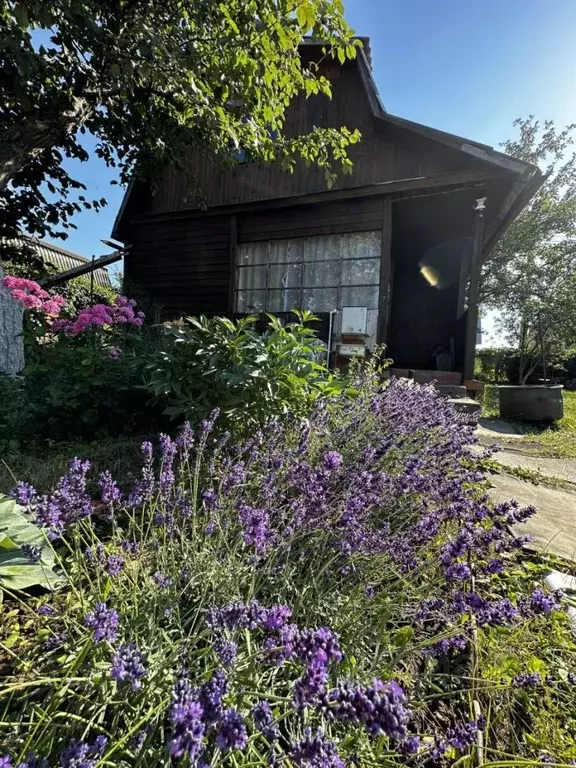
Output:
top-left (143, 312), bottom-right (348, 433)
top-left (21, 325), bottom-right (164, 441)
top-left (475, 347), bottom-right (517, 383)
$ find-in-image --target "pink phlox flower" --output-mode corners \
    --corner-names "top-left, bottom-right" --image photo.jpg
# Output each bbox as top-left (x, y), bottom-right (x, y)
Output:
top-left (21, 294), bottom-right (43, 310)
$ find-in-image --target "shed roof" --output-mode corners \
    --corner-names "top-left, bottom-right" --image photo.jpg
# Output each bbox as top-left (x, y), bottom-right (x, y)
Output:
top-left (3, 237), bottom-right (112, 289)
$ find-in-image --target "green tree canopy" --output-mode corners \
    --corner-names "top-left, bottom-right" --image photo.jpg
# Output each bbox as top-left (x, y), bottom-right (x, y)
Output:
top-left (481, 117), bottom-right (576, 383)
top-left (0, 0), bottom-right (360, 245)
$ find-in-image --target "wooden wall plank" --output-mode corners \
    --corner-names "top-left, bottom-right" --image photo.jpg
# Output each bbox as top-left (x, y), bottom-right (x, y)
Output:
top-left (377, 198), bottom-right (392, 345)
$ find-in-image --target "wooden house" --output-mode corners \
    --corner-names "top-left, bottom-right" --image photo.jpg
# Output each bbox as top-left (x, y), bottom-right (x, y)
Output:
top-left (112, 39), bottom-right (542, 381)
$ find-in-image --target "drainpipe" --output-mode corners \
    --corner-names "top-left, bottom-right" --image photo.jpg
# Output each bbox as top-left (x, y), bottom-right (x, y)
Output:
top-left (463, 197), bottom-right (486, 382)
top-left (326, 309), bottom-right (338, 369)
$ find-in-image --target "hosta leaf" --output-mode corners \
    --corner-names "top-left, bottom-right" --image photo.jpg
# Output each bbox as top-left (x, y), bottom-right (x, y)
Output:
top-left (0, 495), bottom-right (62, 592)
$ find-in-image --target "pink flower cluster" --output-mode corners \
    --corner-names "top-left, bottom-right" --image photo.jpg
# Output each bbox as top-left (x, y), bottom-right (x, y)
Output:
top-left (52, 296), bottom-right (145, 336)
top-left (2, 275), bottom-right (66, 316)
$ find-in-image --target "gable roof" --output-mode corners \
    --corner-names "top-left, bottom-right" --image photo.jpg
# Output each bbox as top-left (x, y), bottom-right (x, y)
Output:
top-left (112, 36), bottom-right (543, 251)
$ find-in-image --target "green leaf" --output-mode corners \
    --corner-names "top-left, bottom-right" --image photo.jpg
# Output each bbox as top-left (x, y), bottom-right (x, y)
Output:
top-left (0, 495), bottom-right (63, 592)
top-left (14, 3), bottom-right (29, 28)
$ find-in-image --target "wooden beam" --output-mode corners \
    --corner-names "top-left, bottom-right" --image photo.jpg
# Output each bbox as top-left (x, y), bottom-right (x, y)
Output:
top-left (463, 198), bottom-right (487, 381)
top-left (127, 170), bottom-right (498, 227)
top-left (40, 250), bottom-right (124, 287)
top-left (377, 198), bottom-right (392, 347)
top-left (228, 215), bottom-right (238, 315)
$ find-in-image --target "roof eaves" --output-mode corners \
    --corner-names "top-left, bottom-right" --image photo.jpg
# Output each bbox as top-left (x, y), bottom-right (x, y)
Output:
top-left (356, 46), bottom-right (386, 116)
top-left (111, 177), bottom-right (135, 242)
top-left (379, 114), bottom-right (537, 178)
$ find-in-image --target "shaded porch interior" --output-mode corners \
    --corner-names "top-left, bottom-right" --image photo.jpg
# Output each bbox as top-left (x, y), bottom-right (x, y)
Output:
top-left (387, 186), bottom-right (497, 374)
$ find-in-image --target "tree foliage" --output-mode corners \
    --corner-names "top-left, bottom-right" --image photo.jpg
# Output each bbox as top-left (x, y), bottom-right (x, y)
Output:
top-left (481, 118), bottom-right (576, 383)
top-left (0, 0), bottom-right (360, 243)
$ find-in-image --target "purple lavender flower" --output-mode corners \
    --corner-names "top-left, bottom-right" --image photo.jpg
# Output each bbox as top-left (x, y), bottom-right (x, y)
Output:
top-left (485, 558), bottom-right (504, 574)
top-left (568, 672), bottom-right (576, 685)
top-left (104, 554), bottom-right (125, 577)
top-left (84, 544), bottom-right (105, 567)
top-left (98, 471), bottom-right (121, 504)
top-left (126, 441), bottom-right (155, 507)
top-left (263, 604), bottom-right (292, 630)
top-left (513, 672), bottom-right (542, 688)
top-left (327, 678), bottom-right (410, 740)
top-left (20, 543), bottom-right (42, 563)
top-left (293, 627), bottom-right (343, 666)
top-left (213, 637), bottom-right (238, 668)
top-left (519, 588), bottom-right (562, 617)
top-left (0, 757), bottom-right (12, 768)
top-left (153, 571), bottom-right (173, 589)
top-left (430, 737), bottom-right (448, 763)
top-left (59, 736), bottom-right (107, 768)
top-left (159, 433), bottom-right (177, 492)
top-left (121, 539), bottom-right (140, 556)
top-left (205, 600), bottom-right (252, 631)
top-left (42, 632), bottom-right (68, 651)
top-left (293, 662), bottom-right (329, 708)
top-left (216, 708), bottom-right (248, 752)
top-left (38, 604), bottom-right (56, 616)
top-left (198, 669), bottom-right (227, 724)
top-left (176, 421), bottom-right (195, 457)
top-left (11, 481), bottom-right (36, 506)
top-left (290, 728), bottom-right (345, 768)
top-left (364, 585), bottom-right (375, 599)
top-left (238, 504), bottom-right (273, 553)
top-left (324, 451), bottom-right (343, 470)
top-left (401, 737), bottom-right (420, 755)
top-left (202, 489), bottom-right (218, 510)
top-left (110, 643), bottom-right (147, 690)
top-left (445, 562), bottom-right (472, 582)
top-left (200, 408), bottom-right (220, 436)
top-left (251, 700), bottom-right (279, 742)
top-left (426, 634), bottom-right (468, 657)
top-left (84, 603), bottom-right (119, 644)
top-left (447, 720), bottom-right (478, 750)
top-left (168, 675), bottom-right (205, 760)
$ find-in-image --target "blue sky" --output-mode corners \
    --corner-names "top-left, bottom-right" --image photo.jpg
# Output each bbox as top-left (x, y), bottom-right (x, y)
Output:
top-left (48, 0), bottom-right (576, 299)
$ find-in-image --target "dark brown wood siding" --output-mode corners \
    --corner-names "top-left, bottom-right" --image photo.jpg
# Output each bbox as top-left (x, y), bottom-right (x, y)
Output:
top-left (123, 55), bottom-right (489, 220)
top-left (123, 216), bottom-right (232, 318)
top-left (238, 196), bottom-right (385, 242)
top-left (124, 196), bottom-right (388, 318)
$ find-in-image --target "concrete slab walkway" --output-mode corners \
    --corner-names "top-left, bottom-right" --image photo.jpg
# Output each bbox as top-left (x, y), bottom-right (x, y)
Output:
top-left (476, 418), bottom-right (576, 562)
top-left (493, 448), bottom-right (576, 485)
top-left (489, 472), bottom-right (576, 562)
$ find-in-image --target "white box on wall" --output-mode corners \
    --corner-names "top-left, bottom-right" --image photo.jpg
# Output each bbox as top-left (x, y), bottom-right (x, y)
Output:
top-left (341, 306), bottom-right (367, 335)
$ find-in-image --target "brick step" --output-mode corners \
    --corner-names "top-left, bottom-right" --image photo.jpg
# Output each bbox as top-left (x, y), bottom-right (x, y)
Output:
top-left (435, 384), bottom-right (468, 399)
top-left (388, 368), bottom-right (462, 385)
top-left (447, 397), bottom-right (482, 415)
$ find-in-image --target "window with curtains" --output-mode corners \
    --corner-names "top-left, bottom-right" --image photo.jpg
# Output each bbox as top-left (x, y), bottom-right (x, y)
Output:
top-left (235, 231), bottom-right (382, 316)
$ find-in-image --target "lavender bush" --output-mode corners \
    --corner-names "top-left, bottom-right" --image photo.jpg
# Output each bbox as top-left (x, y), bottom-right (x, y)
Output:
top-left (0, 369), bottom-right (574, 766)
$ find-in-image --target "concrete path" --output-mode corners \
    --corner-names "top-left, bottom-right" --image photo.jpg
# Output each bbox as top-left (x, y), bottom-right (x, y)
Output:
top-left (477, 419), bottom-right (576, 561)
top-left (493, 448), bottom-right (576, 485)
top-left (477, 418), bottom-right (524, 440)
top-left (489, 472), bottom-right (576, 562)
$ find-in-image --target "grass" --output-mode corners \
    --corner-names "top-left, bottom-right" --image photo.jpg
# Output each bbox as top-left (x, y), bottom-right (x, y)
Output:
top-left (0, 436), bottom-right (146, 496)
top-left (481, 386), bottom-right (576, 459)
